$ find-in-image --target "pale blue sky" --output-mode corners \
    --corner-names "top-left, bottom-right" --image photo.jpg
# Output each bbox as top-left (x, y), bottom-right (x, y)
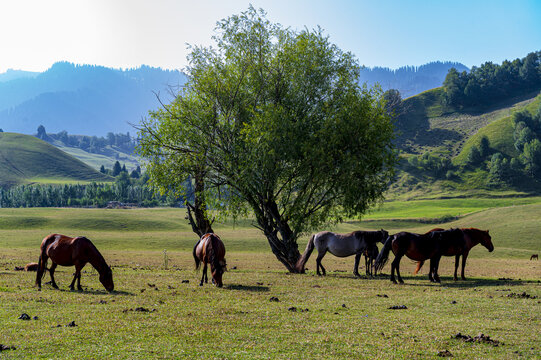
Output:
top-left (0, 0), bottom-right (539, 73)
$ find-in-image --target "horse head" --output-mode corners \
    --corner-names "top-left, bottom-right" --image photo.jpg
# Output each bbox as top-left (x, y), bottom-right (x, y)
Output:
top-left (99, 266), bottom-right (114, 292)
top-left (379, 229), bottom-right (389, 244)
top-left (481, 229), bottom-right (494, 252)
top-left (211, 259), bottom-right (226, 288)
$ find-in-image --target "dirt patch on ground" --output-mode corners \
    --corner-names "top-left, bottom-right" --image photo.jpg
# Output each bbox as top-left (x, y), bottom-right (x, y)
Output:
top-left (452, 333), bottom-right (502, 346)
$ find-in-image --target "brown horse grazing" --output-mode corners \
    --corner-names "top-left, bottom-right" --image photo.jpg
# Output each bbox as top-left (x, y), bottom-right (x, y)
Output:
top-left (193, 233), bottom-right (226, 287)
top-left (35, 234), bottom-right (114, 292)
top-left (414, 228), bottom-right (494, 280)
top-left (375, 228), bottom-right (465, 284)
top-left (295, 229), bottom-right (388, 277)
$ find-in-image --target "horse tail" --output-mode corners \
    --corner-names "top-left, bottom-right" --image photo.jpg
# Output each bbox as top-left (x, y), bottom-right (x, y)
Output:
top-left (375, 235), bottom-right (393, 272)
top-left (193, 239), bottom-right (201, 271)
top-left (414, 260), bottom-right (424, 275)
top-left (295, 234), bottom-right (315, 273)
top-left (35, 235), bottom-right (52, 286)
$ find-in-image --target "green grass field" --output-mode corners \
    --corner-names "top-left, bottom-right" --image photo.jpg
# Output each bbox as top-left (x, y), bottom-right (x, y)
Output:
top-left (0, 201), bottom-right (539, 359)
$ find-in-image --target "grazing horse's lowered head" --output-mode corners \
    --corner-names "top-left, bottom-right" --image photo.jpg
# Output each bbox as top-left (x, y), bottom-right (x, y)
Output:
top-left (463, 228), bottom-right (494, 252)
top-left (99, 266), bottom-right (114, 292)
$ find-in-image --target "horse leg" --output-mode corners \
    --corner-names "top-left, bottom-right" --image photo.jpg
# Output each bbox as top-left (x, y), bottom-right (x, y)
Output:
top-left (76, 263), bottom-right (85, 291)
top-left (395, 257), bottom-right (404, 284)
top-left (364, 255), bottom-right (370, 276)
top-left (390, 255), bottom-right (402, 284)
top-left (433, 256), bottom-right (442, 283)
top-left (454, 255), bottom-right (460, 281)
top-left (428, 259), bottom-right (435, 282)
top-left (49, 263), bottom-right (59, 289)
top-left (461, 253), bottom-right (469, 280)
top-left (200, 263), bottom-right (207, 286)
top-left (69, 265), bottom-right (81, 291)
top-left (316, 251), bottom-right (327, 276)
top-left (353, 252), bottom-right (362, 278)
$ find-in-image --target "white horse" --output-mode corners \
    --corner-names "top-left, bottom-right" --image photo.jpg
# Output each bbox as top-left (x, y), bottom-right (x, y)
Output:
top-left (295, 230), bottom-right (388, 277)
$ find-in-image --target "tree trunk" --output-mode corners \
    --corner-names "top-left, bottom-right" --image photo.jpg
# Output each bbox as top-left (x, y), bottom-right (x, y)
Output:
top-left (185, 170), bottom-right (214, 238)
top-left (265, 231), bottom-right (301, 272)
top-left (254, 198), bottom-right (302, 273)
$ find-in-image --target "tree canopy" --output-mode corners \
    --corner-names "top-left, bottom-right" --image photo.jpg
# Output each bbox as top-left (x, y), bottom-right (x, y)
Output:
top-left (138, 7), bottom-right (396, 271)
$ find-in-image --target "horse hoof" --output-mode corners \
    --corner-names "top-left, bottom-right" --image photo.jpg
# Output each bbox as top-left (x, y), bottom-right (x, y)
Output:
top-left (199, 283), bottom-right (203, 287)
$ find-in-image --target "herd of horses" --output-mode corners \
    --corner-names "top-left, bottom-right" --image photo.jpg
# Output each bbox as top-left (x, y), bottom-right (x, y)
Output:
top-left (33, 227), bottom-right (493, 291)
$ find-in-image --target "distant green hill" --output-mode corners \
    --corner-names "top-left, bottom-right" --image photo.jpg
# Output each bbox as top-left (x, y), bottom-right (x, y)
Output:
top-left (0, 132), bottom-right (113, 187)
top-left (391, 88), bottom-right (541, 197)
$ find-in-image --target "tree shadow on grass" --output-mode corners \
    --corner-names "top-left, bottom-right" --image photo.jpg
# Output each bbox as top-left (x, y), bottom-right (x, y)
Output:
top-left (225, 284), bottom-right (269, 292)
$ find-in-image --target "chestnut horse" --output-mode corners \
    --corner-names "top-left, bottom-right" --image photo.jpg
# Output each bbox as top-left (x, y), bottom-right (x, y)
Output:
top-left (193, 233), bottom-right (226, 287)
top-left (375, 228), bottom-right (465, 284)
top-left (295, 229), bottom-right (388, 277)
top-left (414, 228), bottom-right (494, 280)
top-left (35, 234), bottom-right (114, 292)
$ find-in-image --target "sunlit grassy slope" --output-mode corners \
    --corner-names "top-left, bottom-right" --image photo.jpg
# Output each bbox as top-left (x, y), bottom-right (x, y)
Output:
top-left (0, 132), bottom-right (112, 186)
top-left (56, 144), bottom-right (140, 172)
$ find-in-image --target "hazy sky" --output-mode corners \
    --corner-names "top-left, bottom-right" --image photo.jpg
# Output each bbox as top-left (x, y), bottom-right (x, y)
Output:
top-left (1, 0), bottom-right (540, 73)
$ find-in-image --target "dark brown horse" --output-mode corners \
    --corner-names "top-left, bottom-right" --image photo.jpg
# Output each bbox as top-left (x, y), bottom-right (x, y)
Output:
top-left (364, 244), bottom-right (379, 276)
top-left (35, 234), bottom-right (114, 292)
top-left (375, 228), bottom-right (465, 284)
top-left (193, 233), bottom-right (226, 287)
top-left (414, 228), bottom-right (494, 280)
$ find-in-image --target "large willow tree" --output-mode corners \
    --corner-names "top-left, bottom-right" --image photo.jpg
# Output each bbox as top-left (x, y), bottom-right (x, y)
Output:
top-left (138, 7), bottom-right (396, 272)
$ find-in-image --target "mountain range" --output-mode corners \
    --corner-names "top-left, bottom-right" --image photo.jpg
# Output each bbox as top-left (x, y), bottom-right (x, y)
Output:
top-left (0, 61), bottom-right (467, 136)
top-left (0, 62), bottom-right (186, 135)
top-left (358, 61), bottom-right (469, 98)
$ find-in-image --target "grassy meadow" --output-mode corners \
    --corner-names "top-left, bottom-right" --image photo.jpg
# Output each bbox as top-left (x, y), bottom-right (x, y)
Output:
top-left (0, 200), bottom-right (540, 359)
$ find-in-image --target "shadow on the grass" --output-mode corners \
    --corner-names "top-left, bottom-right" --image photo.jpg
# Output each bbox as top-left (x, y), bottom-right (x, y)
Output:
top-left (225, 284), bottom-right (269, 292)
top-left (43, 286), bottom-right (134, 295)
top-left (376, 273), bottom-right (534, 288)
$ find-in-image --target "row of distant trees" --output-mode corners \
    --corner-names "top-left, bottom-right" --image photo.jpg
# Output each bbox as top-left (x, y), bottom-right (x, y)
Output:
top-left (36, 125), bottom-right (136, 155)
top-left (442, 51), bottom-right (540, 107)
top-left (0, 164), bottom-right (184, 208)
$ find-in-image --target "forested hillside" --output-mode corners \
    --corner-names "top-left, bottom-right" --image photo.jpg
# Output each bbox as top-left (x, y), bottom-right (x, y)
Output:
top-left (389, 50), bottom-right (541, 197)
top-left (0, 62), bottom-right (186, 135)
